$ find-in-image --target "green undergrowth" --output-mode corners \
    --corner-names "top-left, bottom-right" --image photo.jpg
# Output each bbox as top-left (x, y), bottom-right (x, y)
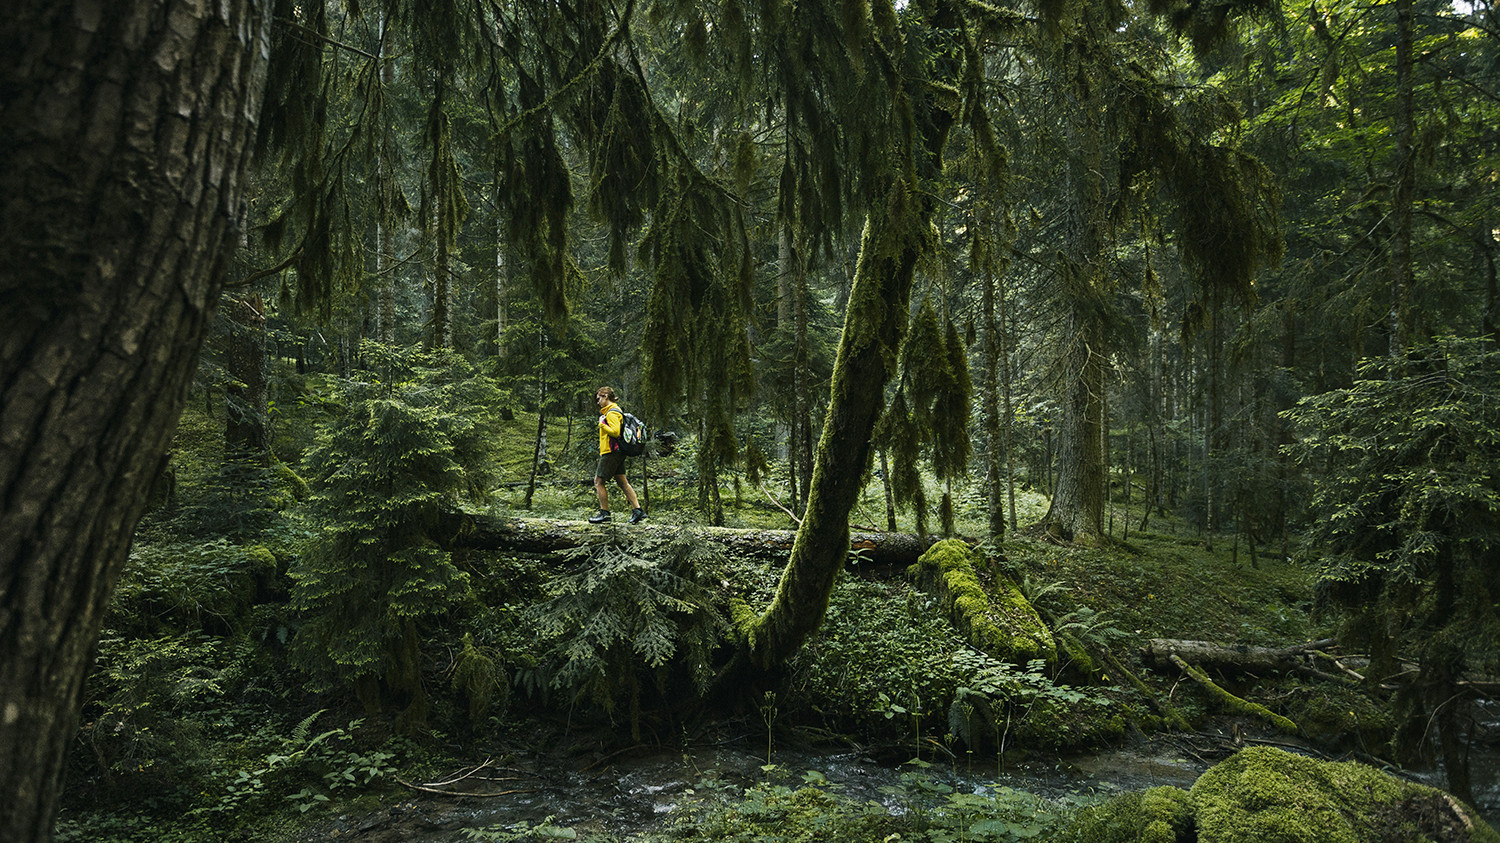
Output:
top-left (639, 762), bottom-right (1076, 843)
top-left (1001, 531), bottom-right (1324, 646)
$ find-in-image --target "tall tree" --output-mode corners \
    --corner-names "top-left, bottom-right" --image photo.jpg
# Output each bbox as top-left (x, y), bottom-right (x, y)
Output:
top-left (1030, 0), bottom-right (1281, 542)
top-left (0, 2), bottom-right (272, 838)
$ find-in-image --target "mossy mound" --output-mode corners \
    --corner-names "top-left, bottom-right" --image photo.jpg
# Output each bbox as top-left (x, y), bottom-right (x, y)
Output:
top-left (909, 539), bottom-right (1056, 664)
top-left (1054, 785), bottom-right (1194, 843)
top-left (1193, 746), bottom-right (1498, 843)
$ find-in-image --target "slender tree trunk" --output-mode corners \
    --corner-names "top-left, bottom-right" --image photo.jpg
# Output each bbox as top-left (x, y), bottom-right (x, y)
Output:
top-left (375, 12), bottom-right (397, 346)
top-left (1204, 306), bottom-right (1219, 552)
top-left (224, 293), bottom-right (271, 464)
top-left (433, 205), bottom-right (453, 350)
top-left (880, 450), bottom-right (898, 531)
top-left (0, 2), bottom-right (270, 839)
top-left (524, 372), bottom-right (547, 509)
top-left (1001, 286), bottom-right (1018, 530)
top-left (982, 267), bottom-right (1006, 542)
top-left (794, 250), bottom-right (813, 512)
top-left (1480, 221), bottom-right (1497, 348)
top-left (1389, 0), bottom-right (1415, 366)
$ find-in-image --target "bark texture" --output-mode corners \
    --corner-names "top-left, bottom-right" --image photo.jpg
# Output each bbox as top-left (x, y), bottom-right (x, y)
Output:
top-left (0, 2), bottom-right (270, 838)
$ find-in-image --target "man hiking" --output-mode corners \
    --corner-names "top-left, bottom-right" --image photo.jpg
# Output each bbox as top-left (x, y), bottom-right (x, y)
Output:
top-left (589, 386), bottom-right (645, 524)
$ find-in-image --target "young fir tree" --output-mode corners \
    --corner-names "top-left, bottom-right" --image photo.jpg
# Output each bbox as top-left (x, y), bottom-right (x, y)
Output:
top-left (290, 346), bottom-right (497, 724)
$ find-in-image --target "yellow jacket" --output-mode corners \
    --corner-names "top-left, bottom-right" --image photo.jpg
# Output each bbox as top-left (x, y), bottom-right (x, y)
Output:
top-left (598, 402), bottom-right (623, 455)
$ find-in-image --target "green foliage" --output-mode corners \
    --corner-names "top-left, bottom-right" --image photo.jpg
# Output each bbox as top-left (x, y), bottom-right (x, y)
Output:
top-left (79, 632), bottom-right (264, 801)
top-left (523, 529), bottom-right (731, 719)
top-left (650, 764), bottom-right (1065, 842)
top-left (1053, 785), bottom-right (1194, 843)
top-left (1286, 338), bottom-right (1500, 695)
top-left (791, 578), bottom-right (964, 734)
top-left (111, 540), bottom-right (277, 633)
top-left (189, 714), bottom-right (401, 823)
top-left (948, 649), bottom-right (1121, 754)
top-left (290, 346), bottom-right (498, 704)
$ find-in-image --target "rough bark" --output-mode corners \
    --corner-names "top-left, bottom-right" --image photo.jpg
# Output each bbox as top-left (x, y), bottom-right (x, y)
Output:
top-left (0, 2), bottom-right (271, 839)
top-left (1044, 310), bottom-right (1106, 541)
top-left (444, 514), bottom-right (941, 567)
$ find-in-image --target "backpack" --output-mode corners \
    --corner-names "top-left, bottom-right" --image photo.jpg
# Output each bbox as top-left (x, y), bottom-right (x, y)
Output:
top-left (617, 412), bottom-right (647, 456)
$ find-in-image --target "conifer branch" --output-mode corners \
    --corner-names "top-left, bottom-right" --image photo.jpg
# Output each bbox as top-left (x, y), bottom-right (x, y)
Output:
top-left (276, 17), bottom-right (381, 61)
top-left (490, 0), bottom-right (638, 138)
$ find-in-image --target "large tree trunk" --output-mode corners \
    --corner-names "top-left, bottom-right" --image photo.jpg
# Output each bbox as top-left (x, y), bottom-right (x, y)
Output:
top-left (0, 2), bottom-right (270, 839)
top-left (1044, 309), bottom-right (1107, 541)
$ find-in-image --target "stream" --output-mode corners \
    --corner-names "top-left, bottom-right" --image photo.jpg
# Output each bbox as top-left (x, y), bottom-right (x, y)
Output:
top-left (283, 720), bottom-right (1500, 842)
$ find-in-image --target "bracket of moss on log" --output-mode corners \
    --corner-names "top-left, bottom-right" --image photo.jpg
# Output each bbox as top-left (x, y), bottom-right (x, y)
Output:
top-left (908, 539), bottom-right (1056, 664)
top-left (1169, 654), bottom-right (1299, 735)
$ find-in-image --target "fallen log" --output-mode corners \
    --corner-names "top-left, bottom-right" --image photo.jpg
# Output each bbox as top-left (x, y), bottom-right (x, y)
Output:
top-left (1145, 638), bottom-right (1338, 676)
top-left (438, 512), bottom-right (946, 566)
top-left (1169, 654), bottom-right (1300, 735)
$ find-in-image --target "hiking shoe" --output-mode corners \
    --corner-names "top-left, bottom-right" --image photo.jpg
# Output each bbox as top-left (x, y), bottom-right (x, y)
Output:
top-left (588, 509), bottom-right (611, 523)
top-left (629, 508), bottom-right (646, 524)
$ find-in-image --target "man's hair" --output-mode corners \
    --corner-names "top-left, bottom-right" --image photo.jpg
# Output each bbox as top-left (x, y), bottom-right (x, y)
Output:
top-left (597, 386), bottom-right (618, 402)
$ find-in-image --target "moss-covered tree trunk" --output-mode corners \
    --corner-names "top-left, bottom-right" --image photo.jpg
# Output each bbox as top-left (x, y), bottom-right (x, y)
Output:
top-left (0, 2), bottom-right (270, 838)
top-left (739, 182), bottom-right (927, 672)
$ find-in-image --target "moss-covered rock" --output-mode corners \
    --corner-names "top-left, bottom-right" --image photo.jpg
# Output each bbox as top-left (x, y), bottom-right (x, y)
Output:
top-left (909, 539), bottom-right (1056, 664)
top-left (1191, 746), bottom-right (1499, 843)
top-left (1055, 747), bottom-right (1498, 842)
top-left (1054, 785), bottom-right (1195, 843)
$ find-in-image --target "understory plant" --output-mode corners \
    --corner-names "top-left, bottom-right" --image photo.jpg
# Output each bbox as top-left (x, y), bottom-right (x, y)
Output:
top-left (289, 345), bottom-right (500, 721)
top-left (521, 529), bottom-right (731, 735)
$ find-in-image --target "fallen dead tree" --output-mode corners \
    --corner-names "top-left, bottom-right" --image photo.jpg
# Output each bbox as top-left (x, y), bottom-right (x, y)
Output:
top-left (438, 512), bottom-right (945, 566)
top-left (1144, 637), bottom-right (1355, 684)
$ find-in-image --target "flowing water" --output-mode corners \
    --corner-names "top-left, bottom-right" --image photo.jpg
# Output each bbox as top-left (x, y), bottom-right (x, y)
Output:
top-left (290, 731), bottom-right (1215, 841)
top-left (287, 719), bottom-right (1499, 842)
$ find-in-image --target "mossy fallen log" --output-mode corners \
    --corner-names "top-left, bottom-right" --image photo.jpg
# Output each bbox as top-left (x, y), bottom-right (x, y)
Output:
top-left (1102, 650), bottom-right (1192, 732)
top-left (907, 539), bottom-right (1056, 664)
top-left (438, 512), bottom-right (940, 566)
top-left (1169, 653), bottom-right (1300, 735)
top-left (1144, 637), bottom-right (1338, 674)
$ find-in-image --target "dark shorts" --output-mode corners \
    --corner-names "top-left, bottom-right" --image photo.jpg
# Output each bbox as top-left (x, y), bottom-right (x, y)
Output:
top-left (595, 450), bottom-right (626, 479)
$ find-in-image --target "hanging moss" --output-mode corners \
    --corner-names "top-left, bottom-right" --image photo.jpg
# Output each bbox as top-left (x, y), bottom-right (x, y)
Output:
top-left (908, 539), bottom-right (1056, 663)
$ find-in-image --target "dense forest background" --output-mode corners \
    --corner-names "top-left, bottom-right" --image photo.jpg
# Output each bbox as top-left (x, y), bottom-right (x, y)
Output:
top-left (3, 0), bottom-right (1499, 840)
